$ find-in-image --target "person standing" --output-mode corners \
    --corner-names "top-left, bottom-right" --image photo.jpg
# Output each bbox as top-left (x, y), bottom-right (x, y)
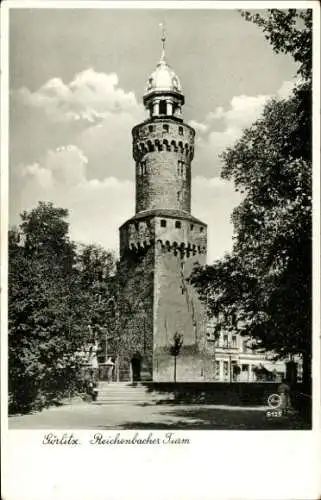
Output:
top-left (106, 357), bottom-right (115, 383)
top-left (88, 341), bottom-right (99, 384)
top-left (277, 377), bottom-right (292, 414)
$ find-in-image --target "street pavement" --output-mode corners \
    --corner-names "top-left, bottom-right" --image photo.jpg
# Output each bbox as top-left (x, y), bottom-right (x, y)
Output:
top-left (8, 399), bottom-right (309, 430)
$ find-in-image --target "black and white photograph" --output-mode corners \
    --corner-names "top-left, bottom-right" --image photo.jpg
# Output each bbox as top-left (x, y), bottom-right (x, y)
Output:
top-left (4, 4), bottom-right (317, 434)
top-left (2, 3), bottom-right (320, 499)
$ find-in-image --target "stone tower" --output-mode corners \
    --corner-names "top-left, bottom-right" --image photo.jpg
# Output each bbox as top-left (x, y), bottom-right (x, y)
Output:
top-left (118, 33), bottom-right (213, 382)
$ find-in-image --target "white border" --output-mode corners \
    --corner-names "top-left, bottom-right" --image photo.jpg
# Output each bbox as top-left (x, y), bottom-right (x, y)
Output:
top-left (1, 2), bottom-right (320, 500)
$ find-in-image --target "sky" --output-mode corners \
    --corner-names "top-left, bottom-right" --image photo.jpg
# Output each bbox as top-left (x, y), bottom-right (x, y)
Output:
top-left (9, 7), bottom-right (298, 263)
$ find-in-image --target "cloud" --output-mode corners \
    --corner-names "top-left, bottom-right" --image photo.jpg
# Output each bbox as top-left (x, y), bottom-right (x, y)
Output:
top-left (277, 80), bottom-right (295, 99)
top-left (10, 70), bottom-right (295, 260)
top-left (10, 145), bottom-right (241, 262)
top-left (15, 69), bottom-right (143, 124)
top-left (192, 80), bottom-right (296, 178)
top-left (11, 69), bottom-right (145, 180)
top-left (192, 176), bottom-right (243, 262)
top-left (188, 120), bottom-right (209, 134)
top-left (10, 145), bottom-right (134, 254)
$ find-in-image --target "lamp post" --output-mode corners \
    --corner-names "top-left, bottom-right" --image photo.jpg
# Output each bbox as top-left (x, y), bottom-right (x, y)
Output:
top-left (105, 298), bottom-right (112, 362)
top-left (229, 348), bottom-right (233, 384)
top-left (206, 287), bottom-right (218, 381)
top-left (206, 322), bottom-right (218, 381)
top-left (225, 341), bottom-right (233, 383)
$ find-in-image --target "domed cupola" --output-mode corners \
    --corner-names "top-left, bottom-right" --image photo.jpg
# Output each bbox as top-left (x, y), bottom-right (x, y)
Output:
top-left (143, 28), bottom-right (185, 120)
top-left (145, 57), bottom-right (183, 95)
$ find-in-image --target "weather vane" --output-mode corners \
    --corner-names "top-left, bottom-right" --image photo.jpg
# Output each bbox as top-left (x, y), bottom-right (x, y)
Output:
top-left (159, 22), bottom-right (166, 61)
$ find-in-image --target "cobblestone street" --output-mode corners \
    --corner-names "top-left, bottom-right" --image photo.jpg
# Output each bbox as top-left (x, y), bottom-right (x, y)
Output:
top-left (9, 400), bottom-right (309, 430)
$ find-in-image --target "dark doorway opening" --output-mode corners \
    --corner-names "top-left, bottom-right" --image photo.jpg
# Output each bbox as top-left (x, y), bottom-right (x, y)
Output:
top-left (131, 356), bottom-right (142, 382)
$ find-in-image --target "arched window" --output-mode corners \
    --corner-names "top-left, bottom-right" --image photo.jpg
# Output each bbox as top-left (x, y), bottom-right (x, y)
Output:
top-left (140, 161), bottom-right (147, 175)
top-left (159, 100), bottom-right (167, 115)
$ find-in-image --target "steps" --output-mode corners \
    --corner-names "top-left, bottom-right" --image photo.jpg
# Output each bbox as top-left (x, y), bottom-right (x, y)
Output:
top-left (94, 382), bottom-right (173, 405)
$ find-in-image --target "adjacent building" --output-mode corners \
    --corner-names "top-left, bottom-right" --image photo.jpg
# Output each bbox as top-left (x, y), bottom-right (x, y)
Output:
top-left (205, 324), bottom-right (290, 383)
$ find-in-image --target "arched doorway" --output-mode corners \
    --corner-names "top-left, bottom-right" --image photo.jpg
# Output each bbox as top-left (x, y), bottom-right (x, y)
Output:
top-left (131, 354), bottom-right (142, 382)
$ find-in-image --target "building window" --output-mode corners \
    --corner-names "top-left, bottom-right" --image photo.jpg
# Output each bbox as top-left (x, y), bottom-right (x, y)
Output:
top-left (178, 160), bottom-right (185, 176)
top-left (175, 221), bottom-right (181, 229)
top-left (140, 160), bottom-right (146, 175)
top-left (232, 335), bottom-right (237, 348)
top-left (159, 100), bottom-right (167, 115)
top-left (242, 364), bottom-right (249, 372)
top-left (243, 340), bottom-right (250, 353)
top-left (223, 334), bottom-right (228, 348)
top-left (231, 361), bottom-right (238, 381)
top-left (223, 361), bottom-right (229, 378)
top-left (190, 224), bottom-right (194, 230)
top-left (179, 126), bottom-right (184, 136)
top-left (215, 361), bottom-right (220, 379)
top-left (200, 226), bottom-right (204, 232)
top-left (160, 219), bottom-right (167, 228)
top-left (148, 125), bottom-right (154, 133)
top-left (163, 124), bottom-right (169, 132)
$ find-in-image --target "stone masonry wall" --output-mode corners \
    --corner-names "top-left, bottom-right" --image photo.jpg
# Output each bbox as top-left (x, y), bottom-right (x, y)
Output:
top-left (119, 213), bottom-right (211, 382)
top-left (117, 247), bottom-right (154, 381)
top-left (133, 119), bottom-right (194, 214)
top-left (153, 240), bottom-right (214, 382)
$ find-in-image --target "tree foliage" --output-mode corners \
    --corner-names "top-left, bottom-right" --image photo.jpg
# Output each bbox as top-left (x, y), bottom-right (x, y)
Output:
top-left (192, 9), bottom-right (312, 382)
top-left (9, 202), bottom-right (117, 413)
top-left (241, 9), bottom-right (312, 82)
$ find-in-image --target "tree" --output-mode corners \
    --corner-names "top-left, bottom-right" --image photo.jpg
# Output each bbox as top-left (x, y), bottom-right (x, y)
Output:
top-left (8, 203), bottom-right (117, 413)
top-left (9, 204), bottom-right (79, 412)
top-left (192, 9), bottom-right (312, 386)
top-left (170, 332), bottom-right (184, 383)
top-left (241, 9), bottom-right (312, 82)
top-left (75, 243), bottom-right (117, 363)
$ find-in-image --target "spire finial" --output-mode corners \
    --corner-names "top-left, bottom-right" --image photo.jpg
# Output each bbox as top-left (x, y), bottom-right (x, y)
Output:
top-left (159, 22), bottom-right (166, 62)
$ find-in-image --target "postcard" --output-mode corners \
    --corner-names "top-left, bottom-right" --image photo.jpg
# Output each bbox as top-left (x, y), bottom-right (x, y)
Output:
top-left (1, 2), bottom-right (320, 499)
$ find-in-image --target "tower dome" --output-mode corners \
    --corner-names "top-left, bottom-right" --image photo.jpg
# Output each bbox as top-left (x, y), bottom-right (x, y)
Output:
top-left (145, 58), bottom-right (183, 95)
top-left (143, 28), bottom-right (185, 119)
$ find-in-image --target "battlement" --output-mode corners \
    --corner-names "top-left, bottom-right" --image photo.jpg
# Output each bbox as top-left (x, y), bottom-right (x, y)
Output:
top-left (156, 239), bottom-right (206, 256)
top-left (132, 119), bottom-right (194, 162)
top-left (132, 119), bottom-right (195, 142)
top-left (119, 212), bottom-right (207, 258)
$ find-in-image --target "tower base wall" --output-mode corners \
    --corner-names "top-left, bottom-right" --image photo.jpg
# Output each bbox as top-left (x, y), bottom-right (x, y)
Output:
top-left (154, 346), bottom-right (215, 382)
top-left (118, 213), bottom-right (211, 382)
top-left (117, 247), bottom-right (154, 382)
